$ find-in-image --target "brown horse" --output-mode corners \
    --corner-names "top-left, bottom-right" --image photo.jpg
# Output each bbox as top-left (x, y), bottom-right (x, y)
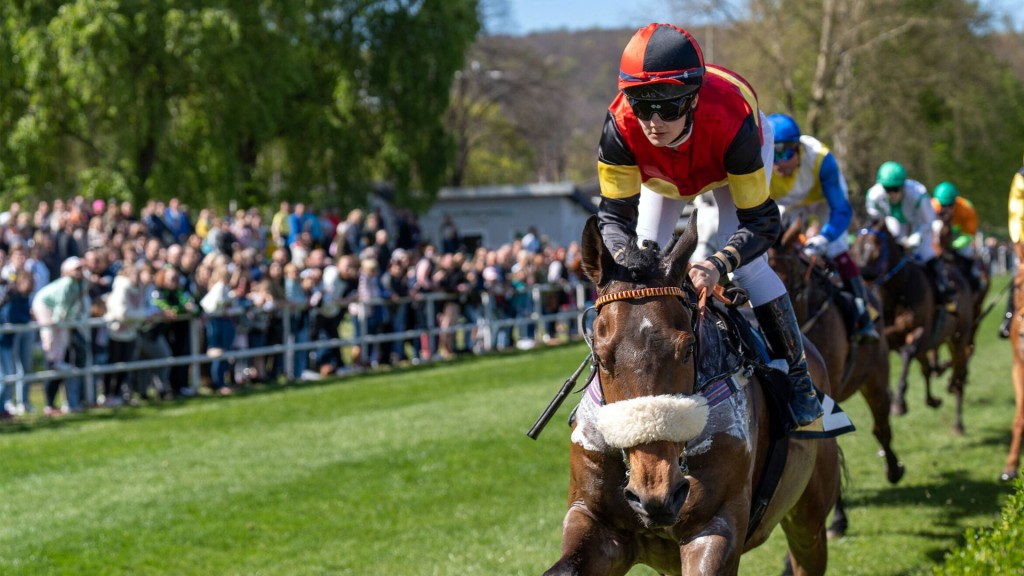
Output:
top-left (768, 222), bottom-right (902, 485)
top-left (768, 223), bottom-right (903, 539)
top-left (544, 215), bottom-right (840, 576)
top-left (1003, 262), bottom-right (1024, 482)
top-left (851, 220), bottom-right (976, 434)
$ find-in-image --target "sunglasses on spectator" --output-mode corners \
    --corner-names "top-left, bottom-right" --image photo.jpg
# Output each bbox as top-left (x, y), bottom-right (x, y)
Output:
top-left (884, 186), bottom-right (903, 194)
top-left (627, 94), bottom-right (696, 122)
top-left (773, 142), bottom-right (799, 163)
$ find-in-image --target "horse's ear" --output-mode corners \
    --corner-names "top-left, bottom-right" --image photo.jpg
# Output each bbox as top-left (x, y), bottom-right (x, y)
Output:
top-left (780, 217), bottom-right (803, 247)
top-left (664, 209), bottom-right (699, 287)
top-left (581, 216), bottom-right (615, 286)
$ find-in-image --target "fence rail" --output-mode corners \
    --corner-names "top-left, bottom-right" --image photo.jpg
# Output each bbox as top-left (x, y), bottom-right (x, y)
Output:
top-left (0, 283), bottom-right (595, 408)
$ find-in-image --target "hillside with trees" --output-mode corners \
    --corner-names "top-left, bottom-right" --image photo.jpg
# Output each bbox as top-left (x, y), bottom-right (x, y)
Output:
top-left (455, 0), bottom-right (1024, 231)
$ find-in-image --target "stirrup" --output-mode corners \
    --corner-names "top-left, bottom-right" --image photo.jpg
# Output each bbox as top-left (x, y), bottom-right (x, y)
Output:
top-left (999, 314), bottom-right (1012, 339)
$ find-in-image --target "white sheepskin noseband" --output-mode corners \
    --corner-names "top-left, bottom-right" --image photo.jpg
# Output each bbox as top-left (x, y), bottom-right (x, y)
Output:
top-left (596, 394), bottom-right (709, 449)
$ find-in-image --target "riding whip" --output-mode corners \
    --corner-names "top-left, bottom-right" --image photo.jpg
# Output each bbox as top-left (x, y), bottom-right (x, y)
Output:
top-left (526, 352), bottom-right (594, 440)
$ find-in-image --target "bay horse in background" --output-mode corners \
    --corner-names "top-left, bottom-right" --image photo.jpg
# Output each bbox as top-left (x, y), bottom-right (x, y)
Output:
top-left (544, 215), bottom-right (840, 576)
top-left (934, 211), bottom-right (991, 344)
top-left (1002, 261), bottom-right (1024, 482)
top-left (852, 219), bottom-right (976, 435)
top-left (768, 221), bottom-right (903, 538)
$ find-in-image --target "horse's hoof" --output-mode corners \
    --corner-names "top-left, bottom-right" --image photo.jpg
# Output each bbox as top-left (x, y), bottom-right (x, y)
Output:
top-left (826, 522), bottom-right (848, 540)
top-left (886, 462), bottom-right (906, 484)
top-left (999, 470), bottom-right (1018, 482)
top-left (925, 396), bottom-right (942, 409)
top-left (891, 400), bottom-right (907, 416)
top-left (952, 425), bottom-right (965, 437)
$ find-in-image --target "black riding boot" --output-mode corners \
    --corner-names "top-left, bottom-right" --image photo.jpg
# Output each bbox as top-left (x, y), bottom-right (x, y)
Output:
top-left (848, 276), bottom-right (880, 342)
top-left (927, 257), bottom-right (956, 312)
top-left (754, 294), bottom-right (823, 427)
top-left (1000, 280), bottom-right (1014, 339)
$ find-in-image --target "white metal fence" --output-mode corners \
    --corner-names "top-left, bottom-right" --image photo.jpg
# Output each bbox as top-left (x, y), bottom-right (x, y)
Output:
top-left (0, 283), bottom-right (594, 408)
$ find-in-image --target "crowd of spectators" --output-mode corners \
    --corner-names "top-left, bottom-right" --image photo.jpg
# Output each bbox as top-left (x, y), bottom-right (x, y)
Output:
top-left (0, 197), bottom-right (591, 419)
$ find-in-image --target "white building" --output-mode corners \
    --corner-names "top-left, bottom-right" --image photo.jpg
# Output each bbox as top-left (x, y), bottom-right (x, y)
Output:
top-left (419, 183), bottom-right (599, 250)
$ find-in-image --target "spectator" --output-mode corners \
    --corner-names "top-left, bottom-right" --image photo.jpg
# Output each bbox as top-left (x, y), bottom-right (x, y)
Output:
top-left (312, 260), bottom-right (347, 376)
top-left (151, 266), bottom-right (198, 397)
top-left (102, 264), bottom-right (149, 405)
top-left (31, 256), bottom-right (91, 415)
top-left (163, 198), bottom-right (193, 245)
top-left (0, 273), bottom-right (35, 415)
top-left (439, 214), bottom-right (459, 254)
top-left (200, 264), bottom-right (237, 395)
top-left (270, 201), bottom-right (291, 255)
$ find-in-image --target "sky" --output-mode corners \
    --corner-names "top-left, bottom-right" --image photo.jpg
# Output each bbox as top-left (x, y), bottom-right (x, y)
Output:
top-left (497, 0), bottom-right (1022, 35)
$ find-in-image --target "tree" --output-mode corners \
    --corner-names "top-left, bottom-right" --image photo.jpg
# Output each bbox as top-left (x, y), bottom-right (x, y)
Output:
top-left (0, 0), bottom-right (480, 213)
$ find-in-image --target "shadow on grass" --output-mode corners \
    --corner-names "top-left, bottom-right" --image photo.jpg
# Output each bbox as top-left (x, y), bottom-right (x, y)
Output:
top-left (844, 461), bottom-right (1018, 567)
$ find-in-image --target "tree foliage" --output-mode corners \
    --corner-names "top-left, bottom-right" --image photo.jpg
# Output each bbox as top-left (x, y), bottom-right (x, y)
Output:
top-left (0, 0), bottom-right (480, 213)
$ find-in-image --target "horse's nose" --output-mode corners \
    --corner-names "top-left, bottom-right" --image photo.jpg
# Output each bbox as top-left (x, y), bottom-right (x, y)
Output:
top-left (623, 476), bottom-right (690, 527)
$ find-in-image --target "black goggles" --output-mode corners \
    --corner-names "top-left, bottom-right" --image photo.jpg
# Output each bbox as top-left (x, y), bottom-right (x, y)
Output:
top-left (627, 94), bottom-right (696, 122)
top-left (883, 185), bottom-right (903, 194)
top-left (773, 142), bottom-right (799, 163)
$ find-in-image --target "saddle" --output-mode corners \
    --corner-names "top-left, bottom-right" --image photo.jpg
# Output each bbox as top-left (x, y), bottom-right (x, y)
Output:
top-left (690, 286), bottom-right (852, 540)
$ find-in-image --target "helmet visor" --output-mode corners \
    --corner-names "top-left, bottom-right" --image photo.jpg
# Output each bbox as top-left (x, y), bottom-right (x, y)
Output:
top-left (627, 93), bottom-right (696, 122)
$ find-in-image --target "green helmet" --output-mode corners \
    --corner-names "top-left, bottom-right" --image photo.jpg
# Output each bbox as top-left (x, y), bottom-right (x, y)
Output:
top-left (876, 161), bottom-right (907, 189)
top-left (933, 181), bottom-right (959, 206)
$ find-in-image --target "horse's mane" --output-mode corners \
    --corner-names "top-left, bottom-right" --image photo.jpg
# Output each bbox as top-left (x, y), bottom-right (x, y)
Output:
top-left (615, 239), bottom-right (664, 283)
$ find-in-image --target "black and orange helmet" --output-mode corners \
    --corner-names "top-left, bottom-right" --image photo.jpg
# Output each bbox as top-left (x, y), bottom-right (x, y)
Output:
top-left (618, 24), bottom-right (705, 101)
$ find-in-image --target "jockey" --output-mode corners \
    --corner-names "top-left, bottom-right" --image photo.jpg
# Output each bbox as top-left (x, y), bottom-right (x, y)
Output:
top-left (865, 161), bottom-right (956, 311)
top-left (597, 23), bottom-right (822, 427)
top-left (1001, 153), bottom-right (1024, 339)
top-left (930, 181), bottom-right (983, 291)
top-left (766, 113), bottom-right (879, 342)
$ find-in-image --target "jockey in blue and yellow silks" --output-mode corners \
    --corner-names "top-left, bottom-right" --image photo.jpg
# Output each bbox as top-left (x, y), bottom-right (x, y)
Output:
top-left (596, 23), bottom-right (823, 427)
top-left (767, 113), bottom-right (878, 341)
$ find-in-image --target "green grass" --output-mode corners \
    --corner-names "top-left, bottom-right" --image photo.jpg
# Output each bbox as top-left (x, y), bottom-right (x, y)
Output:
top-left (0, 275), bottom-right (1020, 575)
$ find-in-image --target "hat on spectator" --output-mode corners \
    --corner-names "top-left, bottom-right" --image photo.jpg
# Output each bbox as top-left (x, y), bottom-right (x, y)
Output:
top-left (390, 248), bottom-right (408, 263)
top-left (92, 199), bottom-right (105, 214)
top-left (61, 256), bottom-right (83, 273)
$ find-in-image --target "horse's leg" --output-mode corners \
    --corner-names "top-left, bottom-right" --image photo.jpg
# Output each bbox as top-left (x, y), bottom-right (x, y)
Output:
top-left (946, 342), bottom-right (968, 435)
top-left (1002, 358), bottom-right (1024, 481)
top-left (826, 493), bottom-right (848, 540)
top-left (891, 347), bottom-right (914, 416)
top-left (859, 373), bottom-right (904, 483)
top-left (680, 531), bottom-right (742, 576)
top-left (543, 504), bottom-right (633, 576)
top-left (919, 352), bottom-right (943, 409)
top-left (781, 440), bottom-right (839, 576)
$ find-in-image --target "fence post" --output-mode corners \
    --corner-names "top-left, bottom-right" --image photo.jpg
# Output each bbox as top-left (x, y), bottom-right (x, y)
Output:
top-left (282, 306), bottom-right (294, 380)
top-left (189, 316), bottom-right (201, 391)
top-left (480, 292), bottom-right (494, 352)
top-left (84, 323), bottom-right (95, 405)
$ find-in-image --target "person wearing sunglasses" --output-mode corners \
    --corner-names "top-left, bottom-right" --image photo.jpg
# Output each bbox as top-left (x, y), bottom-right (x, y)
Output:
top-left (865, 161), bottom-right (956, 311)
top-left (765, 113), bottom-right (879, 342)
top-left (596, 23), bottom-right (823, 428)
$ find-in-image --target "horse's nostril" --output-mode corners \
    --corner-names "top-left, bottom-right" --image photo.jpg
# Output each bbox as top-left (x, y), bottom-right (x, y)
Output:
top-left (670, 479), bottom-right (690, 511)
top-left (623, 487), bottom-right (642, 508)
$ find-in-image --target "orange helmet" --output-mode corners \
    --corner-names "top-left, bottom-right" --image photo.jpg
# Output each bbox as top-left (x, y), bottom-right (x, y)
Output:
top-left (618, 24), bottom-right (705, 101)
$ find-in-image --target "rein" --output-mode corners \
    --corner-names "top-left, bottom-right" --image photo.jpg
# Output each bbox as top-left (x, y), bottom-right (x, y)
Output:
top-left (859, 227), bottom-right (908, 286)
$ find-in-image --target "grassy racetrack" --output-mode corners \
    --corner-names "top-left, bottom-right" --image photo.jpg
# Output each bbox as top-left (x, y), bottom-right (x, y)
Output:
top-left (1, 275), bottom-right (1020, 575)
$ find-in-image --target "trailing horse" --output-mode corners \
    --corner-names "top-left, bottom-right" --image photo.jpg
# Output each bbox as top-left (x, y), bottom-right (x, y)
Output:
top-left (852, 219), bottom-right (976, 434)
top-left (768, 222), bottom-right (904, 538)
top-left (543, 215), bottom-right (840, 576)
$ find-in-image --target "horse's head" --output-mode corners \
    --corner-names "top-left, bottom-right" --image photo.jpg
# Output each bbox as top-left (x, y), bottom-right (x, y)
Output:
top-left (853, 218), bottom-right (900, 281)
top-left (768, 218), bottom-right (807, 291)
top-left (580, 214), bottom-right (705, 528)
